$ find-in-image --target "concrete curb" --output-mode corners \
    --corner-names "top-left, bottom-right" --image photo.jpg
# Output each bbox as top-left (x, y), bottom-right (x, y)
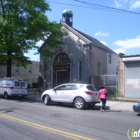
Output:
top-left (110, 97), bottom-right (140, 103)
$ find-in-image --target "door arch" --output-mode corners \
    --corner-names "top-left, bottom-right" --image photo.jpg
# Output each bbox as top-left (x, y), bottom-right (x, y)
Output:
top-left (53, 52), bottom-right (70, 86)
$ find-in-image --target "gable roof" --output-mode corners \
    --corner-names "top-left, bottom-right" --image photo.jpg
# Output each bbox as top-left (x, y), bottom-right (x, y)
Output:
top-left (61, 21), bottom-right (115, 53)
top-left (39, 21), bottom-right (116, 54)
top-left (61, 21), bottom-right (92, 44)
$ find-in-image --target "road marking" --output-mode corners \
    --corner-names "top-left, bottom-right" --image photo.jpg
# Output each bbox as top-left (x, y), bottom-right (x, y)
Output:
top-left (0, 114), bottom-right (95, 140)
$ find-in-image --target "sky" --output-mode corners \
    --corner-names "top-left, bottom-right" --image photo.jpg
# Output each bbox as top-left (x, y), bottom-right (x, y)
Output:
top-left (25, 0), bottom-right (140, 61)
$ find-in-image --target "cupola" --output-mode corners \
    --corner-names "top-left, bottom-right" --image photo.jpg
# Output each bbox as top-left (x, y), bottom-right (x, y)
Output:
top-left (62, 9), bottom-right (73, 27)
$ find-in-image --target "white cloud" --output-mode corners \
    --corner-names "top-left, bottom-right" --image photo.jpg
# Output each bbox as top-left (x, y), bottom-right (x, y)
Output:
top-left (114, 36), bottom-right (140, 54)
top-left (100, 41), bottom-right (107, 46)
top-left (113, 0), bottom-right (140, 10)
top-left (114, 36), bottom-right (140, 48)
top-left (94, 31), bottom-right (109, 37)
top-left (114, 0), bottom-right (122, 8)
top-left (24, 40), bottom-right (43, 61)
top-left (24, 49), bottom-right (40, 61)
top-left (113, 48), bottom-right (126, 54)
top-left (130, 1), bottom-right (140, 10)
top-left (25, 53), bottom-right (39, 61)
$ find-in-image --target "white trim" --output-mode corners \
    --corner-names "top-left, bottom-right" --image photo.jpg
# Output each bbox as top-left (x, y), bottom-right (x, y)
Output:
top-left (122, 57), bottom-right (140, 62)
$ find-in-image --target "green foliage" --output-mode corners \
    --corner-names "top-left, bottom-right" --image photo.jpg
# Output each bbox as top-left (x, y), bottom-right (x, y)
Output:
top-left (0, 0), bottom-right (64, 75)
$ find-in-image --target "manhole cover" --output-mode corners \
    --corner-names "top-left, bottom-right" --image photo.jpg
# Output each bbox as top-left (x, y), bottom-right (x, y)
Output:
top-left (50, 114), bottom-right (70, 118)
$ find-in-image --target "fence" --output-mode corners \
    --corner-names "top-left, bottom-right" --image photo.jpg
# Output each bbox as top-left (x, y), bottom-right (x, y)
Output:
top-left (91, 75), bottom-right (118, 97)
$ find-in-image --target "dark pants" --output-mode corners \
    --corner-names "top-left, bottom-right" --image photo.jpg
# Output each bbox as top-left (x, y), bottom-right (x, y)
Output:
top-left (100, 98), bottom-right (106, 110)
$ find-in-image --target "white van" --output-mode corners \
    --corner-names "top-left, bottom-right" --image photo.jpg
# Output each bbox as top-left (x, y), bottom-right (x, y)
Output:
top-left (0, 77), bottom-right (27, 99)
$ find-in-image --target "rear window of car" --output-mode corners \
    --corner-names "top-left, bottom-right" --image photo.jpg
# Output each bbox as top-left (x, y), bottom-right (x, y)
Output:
top-left (86, 85), bottom-right (97, 91)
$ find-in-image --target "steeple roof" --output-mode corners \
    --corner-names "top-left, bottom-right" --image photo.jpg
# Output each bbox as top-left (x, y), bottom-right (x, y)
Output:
top-left (62, 9), bottom-right (73, 15)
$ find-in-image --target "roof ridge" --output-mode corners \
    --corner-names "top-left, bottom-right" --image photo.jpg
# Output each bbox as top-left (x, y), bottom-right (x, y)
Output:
top-left (75, 28), bottom-right (115, 53)
top-left (61, 21), bottom-right (92, 44)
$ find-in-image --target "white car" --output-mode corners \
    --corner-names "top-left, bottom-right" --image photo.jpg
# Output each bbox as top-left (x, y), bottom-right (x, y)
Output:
top-left (41, 83), bottom-right (100, 109)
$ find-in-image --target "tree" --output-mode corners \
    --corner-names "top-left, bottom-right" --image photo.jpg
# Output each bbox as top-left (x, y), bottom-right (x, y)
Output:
top-left (0, 0), bottom-right (64, 77)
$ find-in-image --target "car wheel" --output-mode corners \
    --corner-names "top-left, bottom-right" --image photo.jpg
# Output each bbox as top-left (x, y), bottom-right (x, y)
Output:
top-left (4, 92), bottom-right (9, 99)
top-left (74, 97), bottom-right (85, 109)
top-left (43, 95), bottom-right (50, 105)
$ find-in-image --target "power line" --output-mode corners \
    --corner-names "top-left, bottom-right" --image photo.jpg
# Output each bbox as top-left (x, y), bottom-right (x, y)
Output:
top-left (74, 0), bottom-right (140, 15)
top-left (47, 0), bottom-right (140, 15)
top-left (47, 1), bottom-right (98, 9)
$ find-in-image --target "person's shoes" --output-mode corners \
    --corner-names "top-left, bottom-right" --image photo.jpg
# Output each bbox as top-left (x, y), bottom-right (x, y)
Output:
top-left (100, 108), bottom-right (104, 112)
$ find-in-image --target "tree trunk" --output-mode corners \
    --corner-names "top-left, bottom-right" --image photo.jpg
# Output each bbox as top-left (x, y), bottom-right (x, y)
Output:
top-left (7, 51), bottom-right (12, 77)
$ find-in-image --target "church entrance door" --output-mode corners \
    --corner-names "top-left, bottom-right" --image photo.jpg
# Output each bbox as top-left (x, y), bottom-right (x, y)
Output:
top-left (56, 70), bottom-right (69, 85)
top-left (53, 53), bottom-right (70, 87)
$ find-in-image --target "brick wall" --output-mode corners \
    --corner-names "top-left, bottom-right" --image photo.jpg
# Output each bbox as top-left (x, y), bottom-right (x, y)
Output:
top-left (118, 55), bottom-right (124, 97)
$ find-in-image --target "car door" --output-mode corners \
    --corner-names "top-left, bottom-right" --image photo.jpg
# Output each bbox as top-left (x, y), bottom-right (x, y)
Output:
top-left (63, 85), bottom-right (78, 102)
top-left (52, 85), bottom-right (67, 102)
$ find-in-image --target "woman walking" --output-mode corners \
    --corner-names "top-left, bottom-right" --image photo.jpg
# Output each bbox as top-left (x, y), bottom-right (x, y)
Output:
top-left (96, 86), bottom-right (107, 112)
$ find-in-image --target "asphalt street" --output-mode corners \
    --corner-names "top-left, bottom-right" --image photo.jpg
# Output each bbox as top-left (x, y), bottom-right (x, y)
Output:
top-left (0, 92), bottom-right (140, 140)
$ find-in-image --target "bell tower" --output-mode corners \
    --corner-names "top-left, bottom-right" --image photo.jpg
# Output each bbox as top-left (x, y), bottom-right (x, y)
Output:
top-left (62, 9), bottom-right (73, 27)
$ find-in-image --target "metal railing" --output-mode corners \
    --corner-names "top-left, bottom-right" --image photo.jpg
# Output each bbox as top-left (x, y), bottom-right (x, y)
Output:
top-left (91, 75), bottom-right (118, 97)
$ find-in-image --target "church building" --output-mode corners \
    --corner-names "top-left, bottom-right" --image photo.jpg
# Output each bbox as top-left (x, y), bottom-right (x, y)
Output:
top-left (39, 9), bottom-right (118, 88)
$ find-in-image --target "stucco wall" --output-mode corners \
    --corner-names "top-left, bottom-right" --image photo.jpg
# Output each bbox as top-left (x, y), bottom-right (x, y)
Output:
top-left (0, 61), bottom-right (40, 86)
top-left (91, 46), bottom-right (118, 76)
top-left (39, 25), bottom-right (118, 88)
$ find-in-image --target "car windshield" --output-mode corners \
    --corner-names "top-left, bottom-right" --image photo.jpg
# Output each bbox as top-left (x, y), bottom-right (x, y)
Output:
top-left (86, 85), bottom-right (97, 91)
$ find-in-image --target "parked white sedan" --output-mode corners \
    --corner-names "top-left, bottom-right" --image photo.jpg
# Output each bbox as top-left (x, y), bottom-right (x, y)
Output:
top-left (41, 83), bottom-right (100, 109)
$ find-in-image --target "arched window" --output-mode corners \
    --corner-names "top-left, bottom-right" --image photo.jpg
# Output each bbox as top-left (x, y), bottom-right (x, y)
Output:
top-left (54, 53), bottom-right (70, 65)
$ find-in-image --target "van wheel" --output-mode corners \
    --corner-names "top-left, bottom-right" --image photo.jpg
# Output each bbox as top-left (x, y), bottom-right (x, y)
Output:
top-left (19, 96), bottom-right (24, 99)
top-left (43, 95), bottom-right (50, 105)
top-left (74, 97), bottom-right (85, 109)
top-left (4, 92), bottom-right (9, 99)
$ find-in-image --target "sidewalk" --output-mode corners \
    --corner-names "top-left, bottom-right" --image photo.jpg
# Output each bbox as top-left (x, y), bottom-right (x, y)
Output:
top-left (112, 97), bottom-right (140, 103)
top-left (103, 101), bottom-right (134, 112)
top-left (26, 90), bottom-right (139, 112)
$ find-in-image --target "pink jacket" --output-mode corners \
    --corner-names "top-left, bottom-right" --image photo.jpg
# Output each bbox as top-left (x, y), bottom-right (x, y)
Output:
top-left (99, 89), bottom-right (107, 99)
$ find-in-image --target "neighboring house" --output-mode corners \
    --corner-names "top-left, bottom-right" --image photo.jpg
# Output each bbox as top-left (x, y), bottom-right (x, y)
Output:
top-left (0, 61), bottom-right (40, 88)
top-left (118, 53), bottom-right (140, 98)
top-left (39, 9), bottom-right (118, 89)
